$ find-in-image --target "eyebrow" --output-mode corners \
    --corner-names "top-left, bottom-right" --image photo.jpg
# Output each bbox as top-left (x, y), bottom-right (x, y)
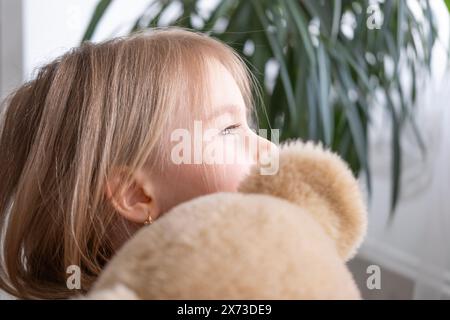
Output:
top-left (205, 104), bottom-right (242, 122)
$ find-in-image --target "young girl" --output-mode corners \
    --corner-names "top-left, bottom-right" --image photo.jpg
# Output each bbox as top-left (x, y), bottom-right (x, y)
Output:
top-left (0, 28), bottom-right (274, 299)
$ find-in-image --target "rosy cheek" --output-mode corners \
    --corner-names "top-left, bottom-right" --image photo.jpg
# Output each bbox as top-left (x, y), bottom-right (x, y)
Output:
top-left (211, 162), bottom-right (252, 192)
top-left (153, 164), bottom-right (213, 212)
top-left (226, 164), bottom-right (251, 191)
top-left (156, 126), bottom-right (259, 211)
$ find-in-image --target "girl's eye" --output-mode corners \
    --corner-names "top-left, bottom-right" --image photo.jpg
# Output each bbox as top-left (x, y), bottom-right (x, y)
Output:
top-left (221, 124), bottom-right (241, 135)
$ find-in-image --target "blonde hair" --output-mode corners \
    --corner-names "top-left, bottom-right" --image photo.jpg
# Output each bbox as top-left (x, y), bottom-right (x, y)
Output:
top-left (0, 27), bottom-right (257, 299)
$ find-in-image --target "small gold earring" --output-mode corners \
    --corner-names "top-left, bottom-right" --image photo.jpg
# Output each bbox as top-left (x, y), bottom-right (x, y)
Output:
top-left (144, 214), bottom-right (153, 226)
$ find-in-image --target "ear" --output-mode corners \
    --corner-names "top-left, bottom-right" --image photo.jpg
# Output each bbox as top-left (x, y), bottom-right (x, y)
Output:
top-left (105, 167), bottom-right (160, 224)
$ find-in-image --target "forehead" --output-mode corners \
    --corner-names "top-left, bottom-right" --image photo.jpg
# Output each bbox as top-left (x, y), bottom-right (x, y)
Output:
top-left (205, 103), bottom-right (243, 123)
top-left (176, 58), bottom-right (246, 126)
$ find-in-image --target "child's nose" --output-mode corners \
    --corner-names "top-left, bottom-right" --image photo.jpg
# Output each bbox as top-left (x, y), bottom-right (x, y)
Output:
top-left (247, 132), bottom-right (277, 165)
top-left (257, 136), bottom-right (277, 163)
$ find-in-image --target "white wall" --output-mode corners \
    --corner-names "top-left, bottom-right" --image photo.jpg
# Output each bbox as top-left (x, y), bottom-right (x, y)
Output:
top-left (358, 0), bottom-right (450, 299)
top-left (23, 0), bottom-right (149, 80)
top-left (361, 75), bottom-right (450, 298)
top-left (0, 0), bottom-right (23, 100)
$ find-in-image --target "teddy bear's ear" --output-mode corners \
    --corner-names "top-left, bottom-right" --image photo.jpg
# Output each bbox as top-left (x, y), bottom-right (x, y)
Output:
top-left (239, 140), bottom-right (367, 261)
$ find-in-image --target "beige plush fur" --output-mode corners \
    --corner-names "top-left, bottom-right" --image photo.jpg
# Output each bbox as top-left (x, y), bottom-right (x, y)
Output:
top-left (239, 141), bottom-right (367, 261)
top-left (88, 140), bottom-right (367, 299)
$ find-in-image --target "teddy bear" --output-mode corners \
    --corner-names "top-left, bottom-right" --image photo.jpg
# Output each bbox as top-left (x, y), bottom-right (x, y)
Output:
top-left (87, 140), bottom-right (367, 299)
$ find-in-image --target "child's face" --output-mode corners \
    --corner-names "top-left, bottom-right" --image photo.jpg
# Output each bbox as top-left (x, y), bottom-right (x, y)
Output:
top-left (107, 59), bottom-right (276, 225)
top-left (151, 59), bottom-right (276, 215)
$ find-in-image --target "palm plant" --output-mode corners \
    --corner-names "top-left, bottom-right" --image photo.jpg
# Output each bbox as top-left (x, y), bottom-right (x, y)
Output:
top-left (83, 0), bottom-right (439, 214)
